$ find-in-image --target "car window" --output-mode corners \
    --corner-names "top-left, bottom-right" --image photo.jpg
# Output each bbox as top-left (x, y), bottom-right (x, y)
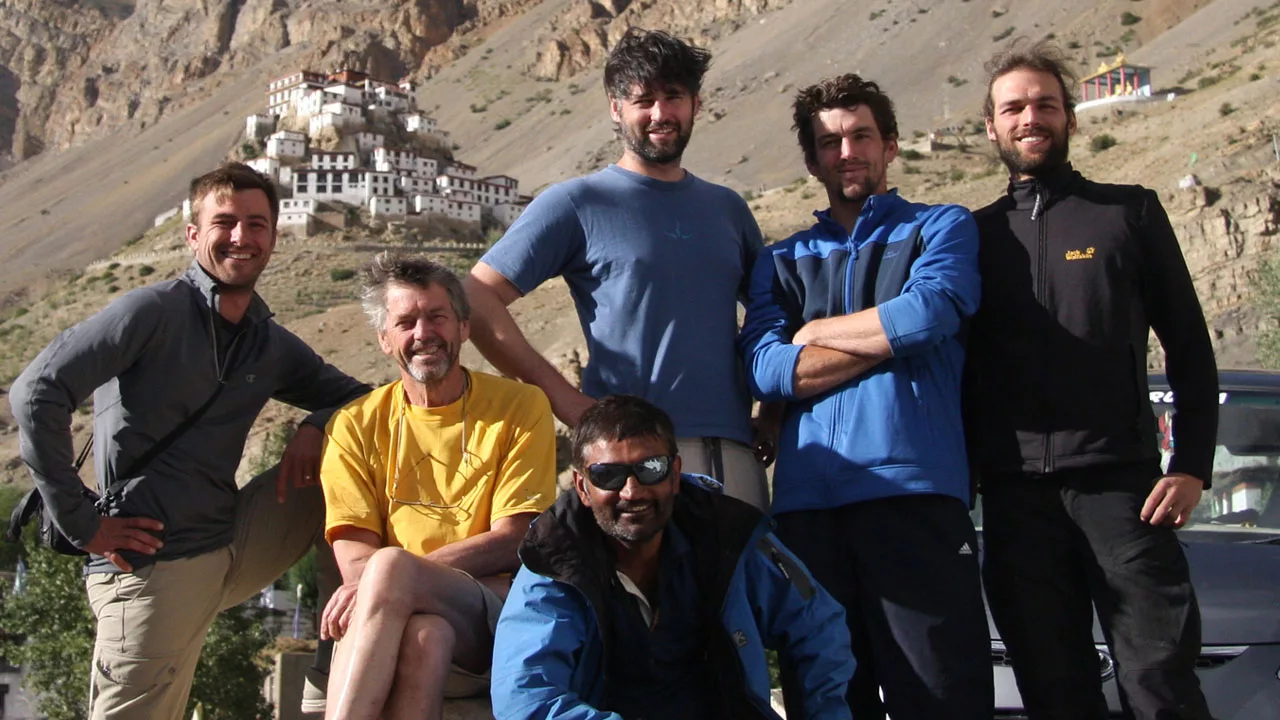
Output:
top-left (970, 387), bottom-right (1280, 539)
top-left (1155, 389), bottom-right (1280, 537)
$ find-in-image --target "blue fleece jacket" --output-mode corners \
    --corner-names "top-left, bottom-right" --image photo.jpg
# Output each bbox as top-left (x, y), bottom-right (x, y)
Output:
top-left (739, 191), bottom-right (980, 515)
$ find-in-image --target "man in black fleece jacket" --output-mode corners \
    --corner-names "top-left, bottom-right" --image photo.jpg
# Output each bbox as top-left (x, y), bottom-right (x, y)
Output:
top-left (965, 41), bottom-right (1217, 720)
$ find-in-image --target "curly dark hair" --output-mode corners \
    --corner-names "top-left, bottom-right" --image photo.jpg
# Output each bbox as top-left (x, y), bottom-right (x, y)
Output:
top-left (792, 74), bottom-right (898, 165)
top-left (603, 27), bottom-right (712, 99)
top-left (982, 38), bottom-right (1078, 119)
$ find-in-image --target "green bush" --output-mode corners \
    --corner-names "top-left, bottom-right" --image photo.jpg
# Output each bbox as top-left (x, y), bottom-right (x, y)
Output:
top-left (993, 26), bottom-right (1015, 42)
top-left (1197, 75), bottom-right (1220, 89)
top-left (900, 148), bottom-right (926, 161)
top-left (137, 265), bottom-right (155, 277)
top-left (494, 118), bottom-right (512, 130)
top-left (329, 268), bottom-right (357, 282)
top-left (1219, 102), bottom-right (1236, 116)
top-left (1120, 11), bottom-right (1142, 26)
top-left (1090, 134), bottom-right (1118, 152)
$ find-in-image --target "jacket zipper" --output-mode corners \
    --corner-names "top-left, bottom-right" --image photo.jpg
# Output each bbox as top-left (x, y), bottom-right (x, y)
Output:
top-left (207, 297), bottom-right (245, 385)
top-left (1032, 187), bottom-right (1054, 473)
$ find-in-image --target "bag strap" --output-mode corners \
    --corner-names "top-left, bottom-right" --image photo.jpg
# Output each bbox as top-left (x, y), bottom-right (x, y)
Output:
top-left (96, 382), bottom-right (227, 499)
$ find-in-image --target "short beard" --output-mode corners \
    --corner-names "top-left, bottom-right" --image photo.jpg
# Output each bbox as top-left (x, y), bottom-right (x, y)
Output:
top-left (592, 498), bottom-right (673, 546)
top-left (620, 122), bottom-right (693, 165)
top-left (401, 342), bottom-right (458, 386)
top-left (997, 131), bottom-right (1071, 178)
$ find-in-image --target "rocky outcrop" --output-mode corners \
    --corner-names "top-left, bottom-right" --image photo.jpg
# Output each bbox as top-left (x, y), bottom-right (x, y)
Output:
top-left (1151, 176), bottom-right (1280, 369)
top-left (0, 0), bottom-right (469, 163)
top-left (527, 0), bottom-right (796, 81)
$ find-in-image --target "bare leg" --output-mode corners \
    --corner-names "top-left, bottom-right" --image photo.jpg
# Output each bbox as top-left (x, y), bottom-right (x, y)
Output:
top-left (327, 547), bottom-right (492, 720)
top-left (384, 615), bottom-right (457, 720)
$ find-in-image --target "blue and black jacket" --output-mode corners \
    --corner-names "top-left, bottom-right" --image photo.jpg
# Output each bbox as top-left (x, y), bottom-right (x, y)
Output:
top-left (490, 476), bottom-right (854, 720)
top-left (739, 191), bottom-right (981, 515)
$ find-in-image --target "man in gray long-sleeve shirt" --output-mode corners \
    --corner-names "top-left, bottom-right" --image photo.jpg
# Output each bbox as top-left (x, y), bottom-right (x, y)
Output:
top-left (10, 162), bottom-right (371, 719)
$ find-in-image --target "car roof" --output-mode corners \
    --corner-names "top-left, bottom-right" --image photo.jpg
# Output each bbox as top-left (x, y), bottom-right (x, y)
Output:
top-left (1149, 368), bottom-right (1280, 392)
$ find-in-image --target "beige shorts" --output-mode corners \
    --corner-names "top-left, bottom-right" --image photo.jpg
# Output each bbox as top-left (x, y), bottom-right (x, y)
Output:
top-left (444, 568), bottom-right (506, 698)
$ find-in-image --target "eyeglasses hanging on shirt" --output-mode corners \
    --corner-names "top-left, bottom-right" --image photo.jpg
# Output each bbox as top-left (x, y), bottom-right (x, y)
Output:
top-left (389, 370), bottom-right (480, 511)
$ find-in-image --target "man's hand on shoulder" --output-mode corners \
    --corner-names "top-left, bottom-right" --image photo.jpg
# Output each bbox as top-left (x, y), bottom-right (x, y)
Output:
top-left (320, 581), bottom-right (359, 641)
top-left (1140, 473), bottom-right (1204, 528)
top-left (277, 423), bottom-right (324, 503)
top-left (84, 516), bottom-right (165, 572)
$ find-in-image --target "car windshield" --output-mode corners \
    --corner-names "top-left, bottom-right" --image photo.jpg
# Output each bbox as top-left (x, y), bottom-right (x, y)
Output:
top-left (1154, 388), bottom-right (1280, 538)
top-left (970, 387), bottom-right (1280, 539)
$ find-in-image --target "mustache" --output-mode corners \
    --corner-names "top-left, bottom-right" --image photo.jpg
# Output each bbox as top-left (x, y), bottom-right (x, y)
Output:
top-left (645, 123), bottom-right (678, 133)
top-left (614, 501), bottom-right (654, 513)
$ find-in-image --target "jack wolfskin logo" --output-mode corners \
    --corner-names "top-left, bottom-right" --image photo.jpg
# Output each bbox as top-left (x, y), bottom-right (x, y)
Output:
top-left (1064, 247), bottom-right (1096, 261)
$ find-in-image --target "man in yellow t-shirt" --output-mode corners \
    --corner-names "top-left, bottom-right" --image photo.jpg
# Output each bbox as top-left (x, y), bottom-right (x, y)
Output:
top-left (318, 252), bottom-right (556, 720)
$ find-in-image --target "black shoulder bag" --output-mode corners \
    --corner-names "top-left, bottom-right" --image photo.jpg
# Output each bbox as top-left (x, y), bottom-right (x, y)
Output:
top-left (5, 385), bottom-right (225, 556)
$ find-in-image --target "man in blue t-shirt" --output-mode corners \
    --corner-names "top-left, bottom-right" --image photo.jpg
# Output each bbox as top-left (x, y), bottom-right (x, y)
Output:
top-left (466, 27), bottom-right (771, 509)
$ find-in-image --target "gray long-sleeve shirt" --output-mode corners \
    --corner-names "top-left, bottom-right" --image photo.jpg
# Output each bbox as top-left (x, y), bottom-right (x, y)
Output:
top-left (10, 261), bottom-right (371, 573)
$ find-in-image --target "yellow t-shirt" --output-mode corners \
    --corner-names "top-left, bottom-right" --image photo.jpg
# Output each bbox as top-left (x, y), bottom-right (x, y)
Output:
top-left (321, 370), bottom-right (556, 556)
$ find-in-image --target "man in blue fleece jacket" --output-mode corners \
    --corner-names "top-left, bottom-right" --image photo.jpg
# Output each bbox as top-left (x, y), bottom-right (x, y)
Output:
top-left (739, 74), bottom-right (992, 720)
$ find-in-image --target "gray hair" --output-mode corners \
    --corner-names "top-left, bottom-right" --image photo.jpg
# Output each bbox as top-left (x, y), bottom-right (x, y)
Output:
top-left (359, 251), bottom-right (471, 331)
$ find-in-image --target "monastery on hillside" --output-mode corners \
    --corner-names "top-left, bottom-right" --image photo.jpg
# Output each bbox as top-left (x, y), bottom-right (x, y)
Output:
top-left (238, 68), bottom-right (529, 235)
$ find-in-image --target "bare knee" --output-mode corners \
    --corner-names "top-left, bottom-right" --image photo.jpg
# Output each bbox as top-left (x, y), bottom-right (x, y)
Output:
top-left (396, 614), bottom-right (456, 681)
top-left (358, 547), bottom-right (422, 610)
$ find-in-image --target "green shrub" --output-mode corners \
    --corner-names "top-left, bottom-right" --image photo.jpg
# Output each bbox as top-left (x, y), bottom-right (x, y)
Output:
top-left (469, 103), bottom-right (487, 113)
top-left (494, 118), bottom-right (512, 130)
top-left (1090, 134), bottom-right (1118, 152)
top-left (1197, 75), bottom-right (1220, 89)
top-left (900, 148), bottom-right (926, 161)
top-left (993, 26), bottom-right (1015, 42)
top-left (949, 168), bottom-right (967, 183)
top-left (1249, 72), bottom-right (1263, 81)
top-left (137, 264), bottom-right (155, 277)
top-left (329, 268), bottom-right (356, 282)
top-left (1219, 102), bottom-right (1236, 116)
top-left (1120, 11), bottom-right (1142, 26)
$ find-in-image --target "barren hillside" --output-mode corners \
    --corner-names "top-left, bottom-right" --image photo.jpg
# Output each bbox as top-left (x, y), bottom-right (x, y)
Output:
top-left (1, 0), bottom-right (1279, 489)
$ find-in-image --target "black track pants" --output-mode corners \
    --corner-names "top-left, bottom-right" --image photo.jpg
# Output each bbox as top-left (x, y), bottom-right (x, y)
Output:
top-left (982, 462), bottom-right (1212, 720)
top-left (775, 494), bottom-right (993, 720)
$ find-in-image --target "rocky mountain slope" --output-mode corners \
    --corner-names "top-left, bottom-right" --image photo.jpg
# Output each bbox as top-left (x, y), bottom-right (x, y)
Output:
top-left (1, 0), bottom-right (1279, 485)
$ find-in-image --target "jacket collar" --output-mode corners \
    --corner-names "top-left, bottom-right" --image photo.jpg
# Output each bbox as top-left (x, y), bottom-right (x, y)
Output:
top-left (519, 475), bottom-right (762, 588)
top-left (813, 188), bottom-right (905, 239)
top-left (1007, 162), bottom-right (1082, 212)
top-left (181, 259), bottom-right (273, 325)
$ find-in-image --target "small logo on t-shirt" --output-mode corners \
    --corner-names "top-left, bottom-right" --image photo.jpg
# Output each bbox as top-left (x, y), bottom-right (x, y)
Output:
top-left (1065, 247), bottom-right (1096, 261)
top-left (665, 222), bottom-right (694, 241)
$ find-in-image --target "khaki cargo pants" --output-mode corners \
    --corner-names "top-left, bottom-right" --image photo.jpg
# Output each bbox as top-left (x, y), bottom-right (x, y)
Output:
top-left (84, 467), bottom-right (339, 720)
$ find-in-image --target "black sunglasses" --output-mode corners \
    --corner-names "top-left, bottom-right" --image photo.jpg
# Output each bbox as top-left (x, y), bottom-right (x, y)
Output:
top-left (585, 454), bottom-right (673, 492)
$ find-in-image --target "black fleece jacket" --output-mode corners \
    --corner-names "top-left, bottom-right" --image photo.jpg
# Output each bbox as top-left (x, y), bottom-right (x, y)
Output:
top-left (964, 164), bottom-right (1219, 486)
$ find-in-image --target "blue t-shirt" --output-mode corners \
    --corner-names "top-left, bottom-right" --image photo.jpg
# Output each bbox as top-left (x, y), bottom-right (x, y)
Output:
top-left (482, 164), bottom-right (762, 444)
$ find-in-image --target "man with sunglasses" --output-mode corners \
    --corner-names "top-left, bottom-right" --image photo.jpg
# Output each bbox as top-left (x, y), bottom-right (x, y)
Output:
top-left (491, 395), bottom-right (854, 720)
top-left (316, 253), bottom-right (557, 720)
